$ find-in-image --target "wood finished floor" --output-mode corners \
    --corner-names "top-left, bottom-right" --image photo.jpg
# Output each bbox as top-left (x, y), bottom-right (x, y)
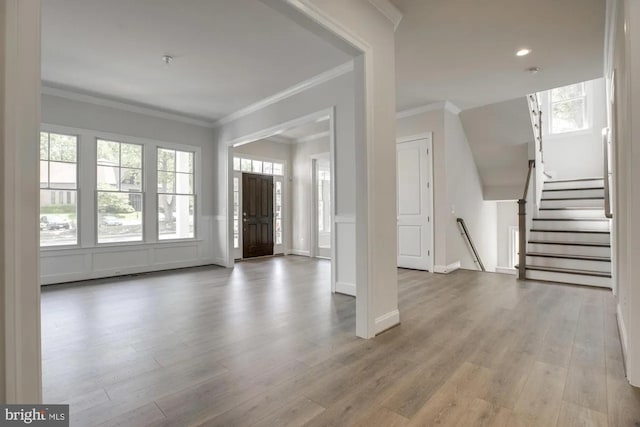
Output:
top-left (41, 256), bottom-right (640, 427)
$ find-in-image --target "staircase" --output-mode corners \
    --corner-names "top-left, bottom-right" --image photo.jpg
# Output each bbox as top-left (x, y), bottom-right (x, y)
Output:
top-left (523, 177), bottom-right (612, 288)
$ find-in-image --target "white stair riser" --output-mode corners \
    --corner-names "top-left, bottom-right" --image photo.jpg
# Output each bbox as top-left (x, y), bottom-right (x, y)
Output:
top-left (536, 209), bottom-right (605, 219)
top-left (526, 256), bottom-right (611, 273)
top-left (542, 189), bottom-right (604, 199)
top-left (529, 231), bottom-right (611, 244)
top-left (532, 219), bottom-right (610, 232)
top-left (540, 198), bottom-right (604, 209)
top-left (526, 269), bottom-right (611, 288)
top-left (527, 243), bottom-right (611, 257)
top-left (544, 179), bottom-right (604, 190)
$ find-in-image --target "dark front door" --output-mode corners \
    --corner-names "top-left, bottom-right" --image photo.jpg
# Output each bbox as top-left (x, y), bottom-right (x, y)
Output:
top-left (242, 173), bottom-right (274, 258)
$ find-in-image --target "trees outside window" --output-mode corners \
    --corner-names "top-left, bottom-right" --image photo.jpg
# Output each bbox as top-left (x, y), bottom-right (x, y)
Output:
top-left (40, 131), bottom-right (78, 247)
top-left (158, 148), bottom-right (195, 240)
top-left (97, 139), bottom-right (144, 243)
top-left (550, 83), bottom-right (588, 134)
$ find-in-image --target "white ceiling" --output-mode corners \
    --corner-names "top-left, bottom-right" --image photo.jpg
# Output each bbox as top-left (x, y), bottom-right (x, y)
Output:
top-left (392, 0), bottom-right (606, 111)
top-left (41, 0), bottom-right (352, 122)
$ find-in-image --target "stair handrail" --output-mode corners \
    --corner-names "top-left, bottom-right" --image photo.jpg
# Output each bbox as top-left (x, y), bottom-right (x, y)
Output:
top-left (603, 127), bottom-right (613, 218)
top-left (518, 160), bottom-right (536, 280)
top-left (456, 218), bottom-right (486, 272)
top-left (528, 94), bottom-right (544, 163)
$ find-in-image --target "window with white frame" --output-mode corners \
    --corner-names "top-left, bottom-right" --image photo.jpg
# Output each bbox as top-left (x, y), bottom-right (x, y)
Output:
top-left (96, 139), bottom-right (144, 243)
top-left (549, 82), bottom-right (588, 134)
top-left (157, 148), bottom-right (195, 240)
top-left (40, 131), bottom-right (78, 247)
top-left (233, 156), bottom-right (284, 176)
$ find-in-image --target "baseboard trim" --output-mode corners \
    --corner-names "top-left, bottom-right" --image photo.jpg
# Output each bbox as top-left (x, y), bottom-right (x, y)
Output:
top-left (496, 266), bottom-right (516, 275)
top-left (335, 281), bottom-right (356, 296)
top-left (433, 261), bottom-right (460, 274)
top-left (41, 259), bottom-right (218, 285)
top-left (617, 303), bottom-right (628, 373)
top-left (212, 257), bottom-right (227, 267)
top-left (289, 249), bottom-right (311, 257)
top-left (375, 309), bottom-right (400, 335)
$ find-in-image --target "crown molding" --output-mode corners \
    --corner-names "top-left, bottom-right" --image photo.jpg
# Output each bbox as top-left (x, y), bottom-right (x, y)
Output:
top-left (215, 61), bottom-right (354, 127)
top-left (41, 84), bottom-right (217, 128)
top-left (396, 101), bottom-right (462, 119)
top-left (265, 135), bottom-right (295, 144)
top-left (297, 130), bottom-right (330, 143)
top-left (367, 0), bottom-right (403, 31)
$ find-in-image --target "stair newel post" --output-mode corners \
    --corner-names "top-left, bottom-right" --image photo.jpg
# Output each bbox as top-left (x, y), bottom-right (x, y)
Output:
top-left (518, 199), bottom-right (527, 280)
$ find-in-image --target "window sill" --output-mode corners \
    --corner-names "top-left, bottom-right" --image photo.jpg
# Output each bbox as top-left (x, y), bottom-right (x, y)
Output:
top-left (546, 127), bottom-right (592, 139)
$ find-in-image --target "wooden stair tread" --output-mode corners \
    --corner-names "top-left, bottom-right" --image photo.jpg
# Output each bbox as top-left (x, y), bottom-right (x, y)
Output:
top-left (541, 197), bottom-right (604, 201)
top-left (531, 229), bottom-right (610, 234)
top-left (545, 177), bottom-right (603, 183)
top-left (539, 207), bottom-right (604, 210)
top-left (524, 265), bottom-right (611, 278)
top-left (528, 240), bottom-right (611, 247)
top-left (542, 187), bottom-right (604, 192)
top-left (533, 218), bottom-right (609, 221)
top-left (526, 252), bottom-right (610, 262)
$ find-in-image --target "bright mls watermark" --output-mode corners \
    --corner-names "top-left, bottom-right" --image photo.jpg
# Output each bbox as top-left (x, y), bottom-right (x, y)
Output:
top-left (1, 405), bottom-right (68, 426)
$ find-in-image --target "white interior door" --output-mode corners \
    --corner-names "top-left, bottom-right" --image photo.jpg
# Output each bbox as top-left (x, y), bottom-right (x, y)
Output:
top-left (397, 137), bottom-right (433, 270)
top-left (314, 156), bottom-right (331, 258)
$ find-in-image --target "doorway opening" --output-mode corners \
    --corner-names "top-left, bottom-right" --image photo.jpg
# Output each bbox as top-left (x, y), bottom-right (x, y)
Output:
top-left (312, 154), bottom-right (331, 259)
top-left (228, 109), bottom-right (337, 295)
top-left (232, 152), bottom-right (286, 260)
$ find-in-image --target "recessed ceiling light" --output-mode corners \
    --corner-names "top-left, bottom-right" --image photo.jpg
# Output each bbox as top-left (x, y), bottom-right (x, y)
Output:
top-left (516, 48), bottom-right (531, 57)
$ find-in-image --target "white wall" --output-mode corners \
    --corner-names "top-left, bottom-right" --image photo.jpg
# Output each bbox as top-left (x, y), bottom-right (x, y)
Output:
top-left (444, 111), bottom-right (498, 272)
top-left (291, 137), bottom-right (330, 255)
top-left (539, 78), bottom-right (606, 180)
top-left (459, 97), bottom-right (531, 200)
top-left (496, 201), bottom-right (518, 270)
top-left (39, 94), bottom-right (218, 284)
top-left (396, 107), bottom-right (498, 273)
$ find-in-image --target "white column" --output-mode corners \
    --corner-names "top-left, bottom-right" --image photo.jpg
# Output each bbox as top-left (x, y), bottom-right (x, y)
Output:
top-left (285, 0), bottom-right (401, 338)
top-left (0, 0), bottom-right (42, 403)
top-left (623, 0), bottom-right (640, 386)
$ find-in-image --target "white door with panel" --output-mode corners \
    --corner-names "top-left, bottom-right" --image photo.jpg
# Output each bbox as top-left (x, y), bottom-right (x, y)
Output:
top-left (397, 137), bottom-right (433, 270)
